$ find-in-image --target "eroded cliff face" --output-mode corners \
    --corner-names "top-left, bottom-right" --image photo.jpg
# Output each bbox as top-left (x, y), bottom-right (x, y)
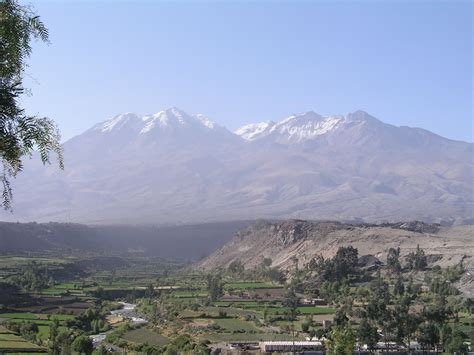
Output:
top-left (196, 220), bottom-right (474, 295)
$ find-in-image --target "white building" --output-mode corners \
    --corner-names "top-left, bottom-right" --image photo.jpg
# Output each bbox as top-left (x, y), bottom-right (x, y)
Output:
top-left (259, 341), bottom-right (323, 352)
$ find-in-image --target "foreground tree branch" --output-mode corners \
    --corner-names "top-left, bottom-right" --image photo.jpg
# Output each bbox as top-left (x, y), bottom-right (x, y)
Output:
top-left (0, 0), bottom-right (63, 209)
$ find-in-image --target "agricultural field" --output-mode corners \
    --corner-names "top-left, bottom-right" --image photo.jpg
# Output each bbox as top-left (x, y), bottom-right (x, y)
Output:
top-left (0, 249), bottom-right (471, 354)
top-left (121, 328), bottom-right (170, 347)
top-left (0, 325), bottom-right (46, 353)
top-left (224, 281), bottom-right (282, 290)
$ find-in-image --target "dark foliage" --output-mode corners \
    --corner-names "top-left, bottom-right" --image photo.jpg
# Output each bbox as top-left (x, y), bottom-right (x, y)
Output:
top-left (0, 0), bottom-right (63, 208)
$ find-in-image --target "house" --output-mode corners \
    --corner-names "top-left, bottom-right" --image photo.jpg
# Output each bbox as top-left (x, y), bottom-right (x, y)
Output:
top-left (300, 298), bottom-right (327, 306)
top-left (259, 341), bottom-right (323, 352)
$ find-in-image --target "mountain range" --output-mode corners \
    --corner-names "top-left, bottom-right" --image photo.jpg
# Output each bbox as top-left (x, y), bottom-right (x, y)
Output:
top-left (2, 107), bottom-right (472, 224)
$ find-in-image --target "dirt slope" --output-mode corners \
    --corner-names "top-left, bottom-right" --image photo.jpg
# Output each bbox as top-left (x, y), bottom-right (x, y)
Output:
top-left (196, 220), bottom-right (474, 294)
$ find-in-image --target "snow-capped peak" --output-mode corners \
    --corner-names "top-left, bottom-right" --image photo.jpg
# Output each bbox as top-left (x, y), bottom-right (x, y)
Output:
top-left (279, 111), bottom-right (324, 125)
top-left (235, 111), bottom-right (344, 143)
top-left (272, 113), bottom-right (344, 142)
top-left (194, 114), bottom-right (217, 129)
top-left (92, 107), bottom-right (224, 136)
top-left (234, 121), bottom-right (275, 141)
top-left (94, 112), bottom-right (141, 133)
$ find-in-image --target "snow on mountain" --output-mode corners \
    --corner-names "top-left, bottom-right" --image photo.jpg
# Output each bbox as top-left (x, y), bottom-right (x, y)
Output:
top-left (269, 112), bottom-right (345, 143)
top-left (235, 111), bottom-right (372, 143)
top-left (92, 107), bottom-right (222, 135)
top-left (194, 114), bottom-right (218, 129)
top-left (234, 121), bottom-right (275, 141)
top-left (1, 107), bottom-right (472, 225)
top-left (93, 112), bottom-right (143, 133)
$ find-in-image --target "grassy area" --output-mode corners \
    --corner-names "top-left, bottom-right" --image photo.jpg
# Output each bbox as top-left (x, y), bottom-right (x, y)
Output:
top-left (297, 306), bottom-right (336, 315)
top-left (0, 325), bottom-right (45, 352)
top-left (0, 313), bottom-right (74, 321)
top-left (224, 282), bottom-right (282, 290)
top-left (215, 301), bottom-right (271, 307)
top-left (121, 328), bottom-right (170, 346)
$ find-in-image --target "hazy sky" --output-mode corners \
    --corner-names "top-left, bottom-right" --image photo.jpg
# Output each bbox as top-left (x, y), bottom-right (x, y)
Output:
top-left (22, 0), bottom-right (472, 142)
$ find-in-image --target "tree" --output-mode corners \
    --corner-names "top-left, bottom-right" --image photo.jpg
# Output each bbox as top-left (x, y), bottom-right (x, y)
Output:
top-left (391, 296), bottom-right (421, 350)
top-left (164, 344), bottom-right (178, 355)
top-left (444, 327), bottom-right (468, 354)
top-left (49, 328), bottom-right (72, 355)
top-left (72, 335), bottom-right (93, 355)
top-left (301, 321), bottom-right (310, 333)
top-left (333, 307), bottom-right (349, 327)
top-left (227, 259), bottom-right (244, 274)
top-left (97, 345), bottom-right (109, 355)
top-left (48, 318), bottom-right (60, 354)
top-left (365, 277), bottom-right (392, 348)
top-left (265, 267), bottom-right (286, 283)
top-left (10, 261), bottom-right (53, 290)
top-left (326, 325), bottom-right (356, 355)
top-left (261, 257), bottom-right (273, 269)
top-left (387, 247), bottom-right (401, 273)
top-left (312, 247), bottom-right (359, 282)
top-left (206, 274), bottom-right (223, 302)
top-left (417, 321), bottom-right (439, 352)
top-left (332, 246), bottom-right (358, 280)
top-left (394, 275), bottom-right (405, 296)
top-left (0, 0), bottom-right (63, 208)
top-left (357, 317), bottom-right (378, 351)
top-left (282, 287), bottom-right (300, 321)
top-left (145, 283), bottom-right (155, 298)
top-left (282, 286), bottom-right (300, 353)
top-left (406, 245), bottom-right (427, 271)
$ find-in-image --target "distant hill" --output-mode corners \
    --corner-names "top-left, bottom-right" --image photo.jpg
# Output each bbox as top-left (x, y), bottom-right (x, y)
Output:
top-left (196, 220), bottom-right (474, 295)
top-left (0, 220), bottom-right (251, 261)
top-left (1, 107), bottom-right (472, 224)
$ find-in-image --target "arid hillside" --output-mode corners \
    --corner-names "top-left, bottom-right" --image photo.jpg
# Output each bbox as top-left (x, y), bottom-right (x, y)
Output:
top-left (197, 220), bottom-right (474, 295)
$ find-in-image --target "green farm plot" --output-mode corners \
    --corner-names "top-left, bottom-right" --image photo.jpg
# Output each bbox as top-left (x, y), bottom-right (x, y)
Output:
top-left (1, 318), bottom-right (68, 341)
top-left (215, 301), bottom-right (269, 308)
top-left (212, 318), bottom-right (260, 332)
top-left (0, 312), bottom-right (72, 341)
top-left (0, 325), bottom-right (45, 352)
top-left (35, 325), bottom-right (67, 341)
top-left (37, 325), bottom-right (50, 340)
top-left (224, 282), bottom-right (282, 290)
top-left (121, 328), bottom-right (170, 346)
top-left (297, 306), bottom-right (336, 315)
top-left (0, 313), bottom-right (74, 322)
top-left (0, 256), bottom-right (72, 267)
top-left (40, 282), bottom-right (87, 296)
top-left (0, 333), bottom-right (22, 341)
top-left (0, 313), bottom-right (37, 320)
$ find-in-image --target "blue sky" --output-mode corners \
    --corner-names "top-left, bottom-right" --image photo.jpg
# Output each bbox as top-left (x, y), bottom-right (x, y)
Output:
top-left (23, 0), bottom-right (472, 142)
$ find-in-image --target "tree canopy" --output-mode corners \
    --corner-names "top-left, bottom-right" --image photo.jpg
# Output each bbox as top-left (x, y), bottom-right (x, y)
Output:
top-left (0, 0), bottom-right (63, 208)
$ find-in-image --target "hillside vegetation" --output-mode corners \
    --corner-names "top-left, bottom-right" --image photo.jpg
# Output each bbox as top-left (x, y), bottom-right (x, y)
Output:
top-left (197, 220), bottom-right (474, 296)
